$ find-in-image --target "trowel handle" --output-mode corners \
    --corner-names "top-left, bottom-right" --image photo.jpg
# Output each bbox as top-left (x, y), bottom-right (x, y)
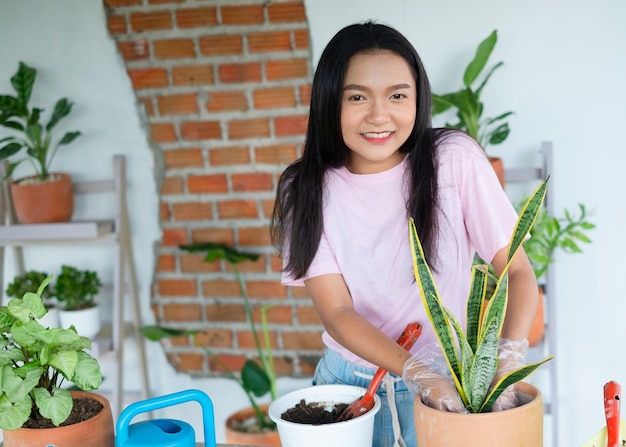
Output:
top-left (604, 381), bottom-right (621, 447)
top-left (116, 389), bottom-right (217, 447)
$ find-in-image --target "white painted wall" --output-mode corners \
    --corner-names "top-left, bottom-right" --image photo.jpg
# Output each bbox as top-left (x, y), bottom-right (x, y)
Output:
top-left (0, 0), bottom-right (625, 445)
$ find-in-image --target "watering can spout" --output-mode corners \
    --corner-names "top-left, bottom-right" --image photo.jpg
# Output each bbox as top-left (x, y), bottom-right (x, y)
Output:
top-left (116, 389), bottom-right (217, 447)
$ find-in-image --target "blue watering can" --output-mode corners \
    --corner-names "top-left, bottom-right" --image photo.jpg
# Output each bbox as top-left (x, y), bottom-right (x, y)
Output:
top-left (115, 389), bottom-right (217, 447)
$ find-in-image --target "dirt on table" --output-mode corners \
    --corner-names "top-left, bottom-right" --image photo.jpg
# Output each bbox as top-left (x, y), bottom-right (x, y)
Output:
top-left (281, 399), bottom-right (350, 425)
top-left (22, 397), bottom-right (104, 429)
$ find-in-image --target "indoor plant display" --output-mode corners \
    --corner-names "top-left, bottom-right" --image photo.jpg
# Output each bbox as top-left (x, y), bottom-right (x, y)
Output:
top-left (0, 61), bottom-right (81, 223)
top-left (5, 270), bottom-right (58, 328)
top-left (0, 275), bottom-right (114, 447)
top-left (407, 179), bottom-right (552, 445)
top-left (55, 265), bottom-right (103, 339)
top-left (431, 30), bottom-right (512, 184)
top-left (141, 243), bottom-right (280, 446)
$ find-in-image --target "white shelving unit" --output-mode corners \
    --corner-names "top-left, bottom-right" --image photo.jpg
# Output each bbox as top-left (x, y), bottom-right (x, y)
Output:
top-left (504, 141), bottom-right (557, 447)
top-left (0, 155), bottom-right (150, 418)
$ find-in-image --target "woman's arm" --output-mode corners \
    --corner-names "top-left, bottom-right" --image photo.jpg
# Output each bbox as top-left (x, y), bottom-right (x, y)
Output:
top-left (490, 245), bottom-right (538, 340)
top-left (305, 273), bottom-right (412, 376)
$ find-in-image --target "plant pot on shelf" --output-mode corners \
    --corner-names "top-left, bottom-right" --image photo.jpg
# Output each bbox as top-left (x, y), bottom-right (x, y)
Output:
top-left (10, 172), bottom-right (74, 223)
top-left (225, 404), bottom-right (281, 446)
top-left (489, 156), bottom-right (505, 187)
top-left (414, 382), bottom-right (543, 447)
top-left (268, 384), bottom-right (381, 447)
top-left (59, 305), bottom-right (101, 339)
top-left (2, 391), bottom-right (114, 447)
top-left (528, 286), bottom-right (546, 347)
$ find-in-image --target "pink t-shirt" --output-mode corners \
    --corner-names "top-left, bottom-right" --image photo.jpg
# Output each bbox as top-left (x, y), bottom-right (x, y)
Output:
top-left (282, 133), bottom-right (518, 368)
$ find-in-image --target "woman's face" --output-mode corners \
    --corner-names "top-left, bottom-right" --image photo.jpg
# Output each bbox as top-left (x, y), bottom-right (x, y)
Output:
top-left (340, 50), bottom-right (417, 174)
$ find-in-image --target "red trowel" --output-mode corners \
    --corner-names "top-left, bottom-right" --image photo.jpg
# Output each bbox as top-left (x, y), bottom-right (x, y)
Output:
top-left (581, 381), bottom-right (626, 447)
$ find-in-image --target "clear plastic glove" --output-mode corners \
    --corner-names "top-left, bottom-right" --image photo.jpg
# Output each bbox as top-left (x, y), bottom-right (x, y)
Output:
top-left (402, 344), bottom-right (467, 413)
top-left (490, 338), bottom-right (529, 412)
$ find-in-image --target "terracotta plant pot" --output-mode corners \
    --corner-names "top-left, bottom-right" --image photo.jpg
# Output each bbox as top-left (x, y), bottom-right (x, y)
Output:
top-left (225, 404), bottom-right (282, 446)
top-left (414, 382), bottom-right (543, 447)
top-left (488, 156), bottom-right (505, 187)
top-left (10, 172), bottom-right (74, 223)
top-left (2, 391), bottom-right (114, 447)
top-left (528, 286), bottom-right (546, 346)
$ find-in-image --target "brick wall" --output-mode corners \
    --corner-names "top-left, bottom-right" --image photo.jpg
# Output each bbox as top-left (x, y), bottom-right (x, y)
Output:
top-left (103, 0), bottom-right (324, 377)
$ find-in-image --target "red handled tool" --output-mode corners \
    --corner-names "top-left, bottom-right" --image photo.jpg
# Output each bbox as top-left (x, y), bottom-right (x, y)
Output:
top-left (580, 380), bottom-right (626, 447)
top-left (336, 321), bottom-right (422, 422)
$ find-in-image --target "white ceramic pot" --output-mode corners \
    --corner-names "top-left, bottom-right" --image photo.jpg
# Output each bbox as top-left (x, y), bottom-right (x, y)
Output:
top-left (39, 306), bottom-right (60, 328)
top-left (268, 384), bottom-right (381, 447)
top-left (59, 305), bottom-right (101, 339)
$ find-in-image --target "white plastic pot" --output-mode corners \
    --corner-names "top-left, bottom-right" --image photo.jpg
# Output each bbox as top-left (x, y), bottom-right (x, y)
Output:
top-left (59, 305), bottom-right (101, 339)
top-left (268, 384), bottom-right (381, 447)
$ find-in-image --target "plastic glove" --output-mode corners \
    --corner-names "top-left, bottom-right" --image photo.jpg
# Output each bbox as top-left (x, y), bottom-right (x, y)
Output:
top-left (490, 338), bottom-right (529, 412)
top-left (402, 344), bottom-right (466, 413)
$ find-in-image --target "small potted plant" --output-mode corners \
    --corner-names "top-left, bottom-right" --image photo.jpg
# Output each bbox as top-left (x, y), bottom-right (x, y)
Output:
top-left (0, 275), bottom-right (114, 447)
top-left (0, 61), bottom-right (81, 223)
top-left (141, 243), bottom-right (280, 446)
top-left (405, 179), bottom-right (552, 446)
top-left (5, 270), bottom-right (58, 328)
top-left (55, 265), bottom-right (103, 339)
top-left (431, 30), bottom-right (512, 185)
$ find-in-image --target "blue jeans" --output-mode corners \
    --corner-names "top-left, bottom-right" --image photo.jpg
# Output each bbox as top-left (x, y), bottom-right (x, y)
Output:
top-left (312, 349), bottom-right (417, 447)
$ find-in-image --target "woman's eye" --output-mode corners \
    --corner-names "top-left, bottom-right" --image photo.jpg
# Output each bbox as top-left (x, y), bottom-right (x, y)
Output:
top-left (390, 93), bottom-right (406, 100)
top-left (348, 94), bottom-right (365, 101)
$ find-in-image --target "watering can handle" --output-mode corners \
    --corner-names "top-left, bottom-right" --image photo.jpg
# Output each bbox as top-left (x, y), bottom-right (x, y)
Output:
top-left (116, 389), bottom-right (217, 447)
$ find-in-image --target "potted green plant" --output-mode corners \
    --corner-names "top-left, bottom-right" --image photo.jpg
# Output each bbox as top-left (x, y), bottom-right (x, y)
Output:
top-left (5, 270), bottom-right (58, 328)
top-left (406, 179), bottom-right (552, 446)
top-left (141, 243), bottom-right (280, 446)
top-left (55, 265), bottom-right (103, 339)
top-left (0, 61), bottom-right (81, 223)
top-left (431, 30), bottom-right (512, 185)
top-left (0, 275), bottom-right (114, 447)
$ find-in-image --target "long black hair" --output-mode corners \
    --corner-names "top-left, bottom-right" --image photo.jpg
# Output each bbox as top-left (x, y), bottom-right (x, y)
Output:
top-left (271, 21), bottom-right (445, 279)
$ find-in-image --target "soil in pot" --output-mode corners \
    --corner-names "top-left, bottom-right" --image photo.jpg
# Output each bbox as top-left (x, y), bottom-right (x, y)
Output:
top-left (22, 395), bottom-right (104, 428)
top-left (280, 399), bottom-right (349, 425)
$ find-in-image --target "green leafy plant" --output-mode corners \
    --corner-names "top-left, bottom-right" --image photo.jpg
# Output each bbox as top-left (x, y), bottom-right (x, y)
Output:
top-left (6, 270), bottom-right (54, 303)
top-left (54, 265), bottom-right (102, 311)
top-left (0, 61), bottom-right (81, 182)
top-left (432, 30), bottom-right (512, 150)
top-left (521, 201), bottom-right (595, 281)
top-left (409, 180), bottom-right (552, 413)
top-left (0, 275), bottom-right (103, 430)
top-left (141, 243), bottom-right (276, 431)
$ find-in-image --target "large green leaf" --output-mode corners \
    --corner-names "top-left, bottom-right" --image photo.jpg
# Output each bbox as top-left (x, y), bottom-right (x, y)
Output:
top-left (33, 387), bottom-right (73, 426)
top-left (47, 98), bottom-right (73, 131)
top-left (71, 351), bottom-right (103, 391)
top-left (11, 62), bottom-right (36, 107)
top-left (180, 242), bottom-right (259, 265)
top-left (463, 30), bottom-right (497, 87)
top-left (466, 264), bottom-right (488, 351)
top-left (1, 365), bottom-right (42, 402)
top-left (468, 317), bottom-right (499, 411)
top-left (241, 359), bottom-right (271, 398)
top-left (0, 393), bottom-right (32, 430)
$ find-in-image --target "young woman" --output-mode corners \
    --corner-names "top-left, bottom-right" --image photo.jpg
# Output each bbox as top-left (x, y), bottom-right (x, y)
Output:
top-left (270, 22), bottom-right (538, 447)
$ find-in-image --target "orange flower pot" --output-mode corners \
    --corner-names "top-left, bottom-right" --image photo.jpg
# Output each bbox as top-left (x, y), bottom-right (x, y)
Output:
top-left (10, 172), bottom-right (74, 223)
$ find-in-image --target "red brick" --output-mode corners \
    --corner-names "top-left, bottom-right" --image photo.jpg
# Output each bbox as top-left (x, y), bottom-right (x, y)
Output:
top-left (238, 226), bottom-right (271, 247)
top-left (261, 199), bottom-right (275, 219)
top-left (255, 144), bottom-right (297, 164)
top-left (107, 15), bottom-right (127, 35)
top-left (163, 148), bottom-right (204, 168)
top-left (232, 173), bottom-right (273, 192)
top-left (228, 118), bottom-right (270, 139)
top-left (161, 176), bottom-right (184, 195)
top-left (162, 228), bottom-right (188, 246)
top-left (194, 330), bottom-right (232, 348)
top-left (104, 0), bottom-right (140, 6)
top-left (162, 303), bottom-right (202, 321)
top-left (127, 68), bottom-right (168, 89)
top-left (206, 304), bottom-right (246, 322)
top-left (202, 279), bottom-right (240, 297)
top-left (275, 114), bottom-right (308, 137)
top-left (157, 278), bottom-right (197, 297)
top-left (180, 121), bottom-right (221, 140)
top-left (167, 352), bottom-right (204, 372)
top-left (158, 93), bottom-right (199, 115)
top-left (219, 63), bottom-right (262, 83)
top-left (206, 91), bottom-right (248, 112)
top-left (176, 7), bottom-right (218, 28)
top-left (157, 254), bottom-right (176, 272)
top-left (209, 354), bottom-right (246, 373)
top-left (221, 5), bottom-right (264, 25)
top-left (248, 31), bottom-right (291, 53)
top-left (172, 65), bottom-right (214, 86)
top-left (238, 330), bottom-right (278, 350)
top-left (154, 39), bottom-right (195, 59)
top-left (247, 280), bottom-right (286, 298)
top-left (150, 123), bottom-right (177, 143)
top-left (282, 331), bottom-right (324, 350)
top-left (199, 35), bottom-right (243, 56)
top-left (180, 253), bottom-right (221, 273)
top-left (187, 174), bottom-right (228, 193)
top-left (117, 40), bottom-right (149, 61)
top-left (172, 202), bottom-right (213, 221)
top-left (218, 200), bottom-right (258, 219)
top-left (268, 2), bottom-right (306, 22)
top-left (190, 228), bottom-right (234, 246)
top-left (160, 202), bottom-right (170, 221)
top-left (209, 146), bottom-right (250, 166)
top-left (253, 87), bottom-right (296, 109)
top-left (130, 11), bottom-right (172, 31)
top-left (294, 29), bottom-right (309, 49)
top-left (299, 83), bottom-right (312, 105)
top-left (149, 0), bottom-right (185, 4)
top-left (137, 97), bottom-right (155, 116)
top-left (266, 58), bottom-right (308, 80)
top-left (254, 305), bottom-right (293, 324)
top-left (297, 306), bottom-right (322, 325)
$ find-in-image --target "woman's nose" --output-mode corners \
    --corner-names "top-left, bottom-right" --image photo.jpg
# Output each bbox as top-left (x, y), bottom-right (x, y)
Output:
top-left (366, 100), bottom-right (390, 124)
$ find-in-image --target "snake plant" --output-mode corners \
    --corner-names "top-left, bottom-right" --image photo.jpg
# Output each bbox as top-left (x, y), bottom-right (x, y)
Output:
top-left (409, 179), bottom-right (553, 413)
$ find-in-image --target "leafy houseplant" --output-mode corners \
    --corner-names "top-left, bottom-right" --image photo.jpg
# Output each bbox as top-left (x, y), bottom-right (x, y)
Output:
top-left (55, 265), bottom-right (102, 311)
top-left (141, 243), bottom-right (277, 434)
top-left (409, 179), bottom-right (552, 413)
top-left (0, 61), bottom-right (81, 182)
top-left (431, 30), bottom-right (512, 151)
top-left (0, 275), bottom-right (104, 430)
top-left (6, 270), bottom-right (54, 304)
